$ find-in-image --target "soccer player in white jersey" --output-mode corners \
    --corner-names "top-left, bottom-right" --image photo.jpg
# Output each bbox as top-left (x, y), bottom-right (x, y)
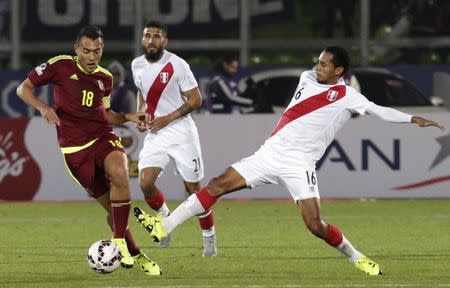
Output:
top-left (134, 46), bottom-right (445, 274)
top-left (131, 21), bottom-right (217, 257)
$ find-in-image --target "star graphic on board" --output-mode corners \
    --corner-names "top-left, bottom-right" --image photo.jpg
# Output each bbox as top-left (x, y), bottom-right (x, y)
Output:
top-left (429, 133), bottom-right (450, 170)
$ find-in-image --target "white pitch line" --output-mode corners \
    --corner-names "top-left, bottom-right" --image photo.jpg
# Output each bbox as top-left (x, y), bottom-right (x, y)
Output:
top-left (102, 284), bottom-right (450, 288)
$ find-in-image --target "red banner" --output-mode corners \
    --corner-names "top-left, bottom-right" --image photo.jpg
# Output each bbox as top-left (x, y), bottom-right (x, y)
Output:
top-left (0, 118), bottom-right (41, 201)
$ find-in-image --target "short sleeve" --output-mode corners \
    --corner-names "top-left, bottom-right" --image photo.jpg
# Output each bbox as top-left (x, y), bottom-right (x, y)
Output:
top-left (177, 60), bottom-right (198, 92)
top-left (27, 61), bottom-right (56, 87)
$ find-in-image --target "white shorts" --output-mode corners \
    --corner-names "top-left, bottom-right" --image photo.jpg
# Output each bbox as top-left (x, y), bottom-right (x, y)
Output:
top-left (138, 133), bottom-right (204, 183)
top-left (231, 146), bottom-right (320, 201)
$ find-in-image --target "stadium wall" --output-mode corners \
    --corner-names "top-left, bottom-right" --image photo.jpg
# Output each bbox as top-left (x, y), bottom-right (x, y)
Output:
top-left (1, 114), bottom-right (449, 201)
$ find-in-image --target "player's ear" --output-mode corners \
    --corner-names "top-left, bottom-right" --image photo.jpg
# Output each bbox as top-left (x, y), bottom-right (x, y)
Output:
top-left (335, 66), bottom-right (344, 77)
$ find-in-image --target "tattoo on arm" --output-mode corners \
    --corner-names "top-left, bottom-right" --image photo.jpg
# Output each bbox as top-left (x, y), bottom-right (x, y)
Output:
top-left (176, 102), bottom-right (193, 118)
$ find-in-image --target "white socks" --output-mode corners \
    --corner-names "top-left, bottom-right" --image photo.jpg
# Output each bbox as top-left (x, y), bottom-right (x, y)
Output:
top-left (202, 226), bottom-right (216, 238)
top-left (162, 193), bottom-right (205, 233)
top-left (336, 235), bottom-right (363, 263)
top-left (157, 202), bottom-right (171, 217)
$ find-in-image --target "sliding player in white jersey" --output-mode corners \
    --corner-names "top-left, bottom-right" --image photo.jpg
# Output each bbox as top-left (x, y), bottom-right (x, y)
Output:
top-left (131, 21), bottom-right (217, 257)
top-left (134, 46), bottom-right (445, 275)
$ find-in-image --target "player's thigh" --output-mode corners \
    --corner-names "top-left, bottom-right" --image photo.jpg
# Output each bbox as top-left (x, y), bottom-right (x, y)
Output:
top-left (280, 167), bottom-right (320, 202)
top-left (170, 140), bottom-right (204, 183)
top-left (231, 150), bottom-right (278, 188)
top-left (94, 133), bottom-right (125, 169)
top-left (63, 149), bottom-right (107, 198)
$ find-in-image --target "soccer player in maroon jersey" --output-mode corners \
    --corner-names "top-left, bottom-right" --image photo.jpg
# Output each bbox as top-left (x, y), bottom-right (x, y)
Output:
top-left (16, 25), bottom-right (161, 276)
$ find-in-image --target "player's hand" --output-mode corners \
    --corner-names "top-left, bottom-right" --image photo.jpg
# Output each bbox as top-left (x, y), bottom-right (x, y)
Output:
top-left (136, 121), bottom-right (148, 132)
top-left (127, 112), bottom-right (150, 132)
top-left (38, 106), bottom-right (60, 126)
top-left (148, 114), bottom-right (173, 133)
top-left (411, 116), bottom-right (445, 131)
top-left (135, 113), bottom-right (150, 132)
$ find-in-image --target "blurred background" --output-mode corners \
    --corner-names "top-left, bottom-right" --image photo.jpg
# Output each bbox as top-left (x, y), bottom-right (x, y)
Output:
top-left (1, 0), bottom-right (449, 116)
top-left (1, 0), bottom-right (449, 201)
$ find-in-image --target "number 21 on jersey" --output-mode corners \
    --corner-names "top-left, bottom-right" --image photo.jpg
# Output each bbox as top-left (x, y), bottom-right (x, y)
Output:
top-left (82, 90), bottom-right (94, 107)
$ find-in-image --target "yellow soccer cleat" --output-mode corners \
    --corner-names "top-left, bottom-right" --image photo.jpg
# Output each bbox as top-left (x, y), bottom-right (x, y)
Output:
top-left (354, 255), bottom-right (383, 276)
top-left (134, 207), bottom-right (169, 243)
top-left (134, 251), bottom-right (162, 276)
top-left (111, 238), bottom-right (134, 268)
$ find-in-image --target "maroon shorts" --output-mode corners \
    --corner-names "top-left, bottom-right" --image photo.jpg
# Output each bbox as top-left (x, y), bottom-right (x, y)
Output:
top-left (63, 132), bottom-right (125, 198)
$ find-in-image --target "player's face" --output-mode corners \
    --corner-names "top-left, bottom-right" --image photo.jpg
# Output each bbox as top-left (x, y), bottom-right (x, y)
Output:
top-left (142, 27), bottom-right (167, 62)
top-left (315, 51), bottom-right (343, 85)
top-left (75, 36), bottom-right (104, 73)
top-left (224, 60), bottom-right (239, 76)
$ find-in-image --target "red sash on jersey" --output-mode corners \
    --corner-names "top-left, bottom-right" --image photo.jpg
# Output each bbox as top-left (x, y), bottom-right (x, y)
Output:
top-left (271, 85), bottom-right (346, 136)
top-left (146, 62), bottom-right (174, 117)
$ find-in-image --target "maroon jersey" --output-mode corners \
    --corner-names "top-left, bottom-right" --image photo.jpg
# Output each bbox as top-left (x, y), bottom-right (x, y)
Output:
top-left (28, 55), bottom-right (113, 147)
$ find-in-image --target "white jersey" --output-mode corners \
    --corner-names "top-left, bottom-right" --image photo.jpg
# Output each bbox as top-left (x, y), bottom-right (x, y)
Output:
top-left (131, 50), bottom-right (199, 141)
top-left (264, 70), bottom-right (373, 165)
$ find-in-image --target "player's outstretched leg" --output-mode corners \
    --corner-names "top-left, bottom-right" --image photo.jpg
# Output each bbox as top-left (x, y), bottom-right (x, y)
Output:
top-left (135, 189), bottom-right (219, 245)
top-left (133, 251), bottom-right (162, 276)
top-left (134, 207), bottom-right (169, 243)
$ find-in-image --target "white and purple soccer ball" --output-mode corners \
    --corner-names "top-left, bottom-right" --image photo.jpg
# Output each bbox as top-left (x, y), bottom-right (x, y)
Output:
top-left (87, 240), bottom-right (122, 274)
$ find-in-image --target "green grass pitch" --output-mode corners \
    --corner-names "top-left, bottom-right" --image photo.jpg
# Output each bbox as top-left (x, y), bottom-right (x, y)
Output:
top-left (1, 199), bottom-right (449, 287)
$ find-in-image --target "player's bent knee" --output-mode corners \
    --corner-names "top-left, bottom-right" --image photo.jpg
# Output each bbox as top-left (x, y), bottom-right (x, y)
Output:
top-left (109, 168), bottom-right (129, 188)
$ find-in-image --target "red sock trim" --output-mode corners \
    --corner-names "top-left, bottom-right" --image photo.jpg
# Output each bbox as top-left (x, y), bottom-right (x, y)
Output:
top-left (325, 224), bottom-right (343, 247)
top-left (145, 190), bottom-right (165, 210)
top-left (196, 188), bottom-right (217, 211)
top-left (198, 210), bottom-right (215, 230)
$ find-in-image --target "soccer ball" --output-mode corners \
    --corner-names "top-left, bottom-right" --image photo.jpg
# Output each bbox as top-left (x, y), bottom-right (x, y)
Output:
top-left (87, 240), bottom-right (122, 273)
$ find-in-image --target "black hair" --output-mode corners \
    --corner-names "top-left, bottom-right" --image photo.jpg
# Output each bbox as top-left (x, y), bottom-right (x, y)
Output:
top-left (144, 21), bottom-right (168, 37)
top-left (324, 46), bottom-right (350, 76)
top-left (212, 54), bottom-right (239, 74)
top-left (75, 25), bottom-right (103, 44)
top-left (222, 54), bottom-right (239, 65)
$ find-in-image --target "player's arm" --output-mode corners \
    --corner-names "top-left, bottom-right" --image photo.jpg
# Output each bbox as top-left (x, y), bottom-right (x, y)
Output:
top-left (16, 78), bottom-right (60, 126)
top-left (366, 103), bottom-right (445, 131)
top-left (135, 89), bottom-right (148, 132)
top-left (105, 109), bottom-right (148, 126)
top-left (148, 86), bottom-right (202, 133)
top-left (136, 89), bottom-right (146, 113)
top-left (176, 86), bottom-right (202, 117)
top-left (105, 91), bottom-right (148, 127)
